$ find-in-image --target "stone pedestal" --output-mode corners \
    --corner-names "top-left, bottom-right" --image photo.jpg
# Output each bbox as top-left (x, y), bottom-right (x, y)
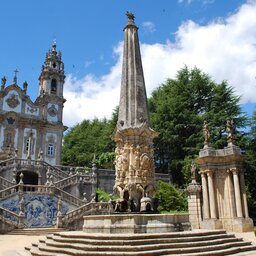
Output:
top-left (233, 218), bottom-right (254, 232)
top-left (201, 219), bottom-right (223, 230)
top-left (187, 182), bottom-right (202, 229)
top-left (83, 214), bottom-right (190, 234)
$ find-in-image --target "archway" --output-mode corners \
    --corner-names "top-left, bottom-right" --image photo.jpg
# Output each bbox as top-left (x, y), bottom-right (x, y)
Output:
top-left (16, 171), bottom-right (38, 191)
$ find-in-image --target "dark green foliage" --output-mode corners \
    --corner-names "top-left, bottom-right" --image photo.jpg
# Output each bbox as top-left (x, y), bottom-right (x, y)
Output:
top-left (154, 180), bottom-right (187, 212)
top-left (243, 110), bottom-right (256, 221)
top-left (149, 66), bottom-right (246, 185)
top-left (96, 188), bottom-right (110, 202)
top-left (61, 108), bottom-right (118, 168)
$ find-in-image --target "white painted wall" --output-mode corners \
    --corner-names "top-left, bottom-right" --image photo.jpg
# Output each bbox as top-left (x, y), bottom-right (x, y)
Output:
top-left (25, 103), bottom-right (39, 116)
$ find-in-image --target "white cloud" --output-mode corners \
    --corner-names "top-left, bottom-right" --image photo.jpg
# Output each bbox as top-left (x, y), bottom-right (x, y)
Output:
top-left (178, 0), bottom-right (193, 4)
top-left (64, 1), bottom-right (256, 127)
top-left (142, 21), bottom-right (156, 33)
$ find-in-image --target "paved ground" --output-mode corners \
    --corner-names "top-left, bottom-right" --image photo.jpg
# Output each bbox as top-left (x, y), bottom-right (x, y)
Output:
top-left (0, 235), bottom-right (43, 256)
top-left (0, 231), bottom-right (255, 256)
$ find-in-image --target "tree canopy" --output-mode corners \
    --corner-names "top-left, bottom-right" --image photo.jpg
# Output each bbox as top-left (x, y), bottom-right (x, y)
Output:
top-left (61, 109), bottom-right (117, 168)
top-left (148, 66), bottom-right (247, 185)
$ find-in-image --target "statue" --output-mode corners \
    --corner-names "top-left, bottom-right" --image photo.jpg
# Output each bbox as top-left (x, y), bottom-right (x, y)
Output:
top-left (1, 76), bottom-right (6, 90)
top-left (203, 121), bottom-right (210, 148)
top-left (226, 118), bottom-right (234, 145)
top-left (126, 11), bottom-right (135, 21)
top-left (191, 161), bottom-right (196, 183)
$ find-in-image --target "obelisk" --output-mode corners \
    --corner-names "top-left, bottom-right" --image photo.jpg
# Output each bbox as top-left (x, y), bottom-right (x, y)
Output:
top-left (112, 12), bottom-right (158, 212)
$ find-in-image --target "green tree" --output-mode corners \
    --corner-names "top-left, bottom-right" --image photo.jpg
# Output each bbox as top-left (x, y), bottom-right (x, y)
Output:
top-left (61, 113), bottom-right (117, 167)
top-left (149, 66), bottom-right (246, 185)
top-left (243, 110), bottom-right (256, 221)
top-left (154, 180), bottom-right (187, 212)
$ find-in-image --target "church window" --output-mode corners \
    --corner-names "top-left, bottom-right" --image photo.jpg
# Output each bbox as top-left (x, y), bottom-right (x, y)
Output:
top-left (51, 79), bottom-right (57, 94)
top-left (47, 143), bottom-right (54, 156)
top-left (52, 62), bottom-right (56, 68)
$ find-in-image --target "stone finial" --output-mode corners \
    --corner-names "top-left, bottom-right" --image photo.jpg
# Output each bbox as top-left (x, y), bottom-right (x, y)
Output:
top-left (19, 172), bottom-right (24, 184)
top-left (126, 11), bottom-right (135, 22)
top-left (203, 121), bottom-right (210, 148)
top-left (23, 81), bottom-right (28, 94)
top-left (51, 39), bottom-right (57, 53)
top-left (14, 148), bottom-right (18, 158)
top-left (226, 117), bottom-right (234, 145)
top-left (1, 76), bottom-right (6, 90)
top-left (13, 69), bottom-right (18, 85)
top-left (83, 192), bottom-right (88, 202)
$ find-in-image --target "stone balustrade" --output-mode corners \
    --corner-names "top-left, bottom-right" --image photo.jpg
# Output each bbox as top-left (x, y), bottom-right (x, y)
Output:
top-left (0, 176), bottom-right (15, 189)
top-left (0, 206), bottom-right (20, 228)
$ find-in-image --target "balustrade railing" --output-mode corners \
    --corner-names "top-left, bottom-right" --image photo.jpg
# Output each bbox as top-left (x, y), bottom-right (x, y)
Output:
top-left (53, 174), bottom-right (79, 189)
top-left (0, 184), bottom-right (19, 200)
top-left (0, 207), bottom-right (20, 228)
top-left (53, 187), bottom-right (85, 207)
top-left (62, 202), bottom-right (111, 226)
top-left (0, 176), bottom-right (15, 189)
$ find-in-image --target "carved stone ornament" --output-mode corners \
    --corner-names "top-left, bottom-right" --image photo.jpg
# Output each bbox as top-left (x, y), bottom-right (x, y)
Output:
top-left (47, 105), bottom-right (57, 117)
top-left (27, 107), bottom-right (38, 114)
top-left (6, 94), bottom-right (20, 108)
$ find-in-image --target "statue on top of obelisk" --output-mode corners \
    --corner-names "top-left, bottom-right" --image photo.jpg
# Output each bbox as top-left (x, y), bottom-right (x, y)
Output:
top-left (112, 12), bottom-right (158, 212)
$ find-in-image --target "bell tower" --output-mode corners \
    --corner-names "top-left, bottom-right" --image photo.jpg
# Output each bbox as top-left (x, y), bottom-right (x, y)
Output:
top-left (39, 41), bottom-right (65, 98)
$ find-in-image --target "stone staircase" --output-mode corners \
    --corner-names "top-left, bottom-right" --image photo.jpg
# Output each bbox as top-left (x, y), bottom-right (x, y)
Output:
top-left (28, 230), bottom-right (256, 256)
top-left (9, 227), bottom-right (66, 236)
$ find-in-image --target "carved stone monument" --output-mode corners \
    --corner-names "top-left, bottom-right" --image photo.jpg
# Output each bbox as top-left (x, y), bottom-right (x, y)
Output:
top-left (188, 120), bottom-right (254, 232)
top-left (112, 12), bottom-right (158, 212)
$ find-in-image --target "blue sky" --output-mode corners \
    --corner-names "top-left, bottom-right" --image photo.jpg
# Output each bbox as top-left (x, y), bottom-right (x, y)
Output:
top-left (0, 0), bottom-right (256, 127)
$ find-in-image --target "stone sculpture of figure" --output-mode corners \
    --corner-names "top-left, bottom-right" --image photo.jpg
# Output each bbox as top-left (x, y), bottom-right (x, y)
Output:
top-left (114, 146), bottom-right (122, 179)
top-left (226, 118), bottom-right (234, 144)
top-left (203, 121), bottom-right (210, 148)
top-left (140, 153), bottom-right (152, 179)
top-left (126, 11), bottom-right (135, 21)
top-left (1, 76), bottom-right (6, 90)
top-left (191, 161), bottom-right (196, 183)
top-left (119, 144), bottom-right (129, 181)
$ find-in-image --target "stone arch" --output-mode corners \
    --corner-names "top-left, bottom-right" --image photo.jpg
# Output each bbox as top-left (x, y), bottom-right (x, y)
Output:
top-left (16, 170), bottom-right (38, 191)
top-left (51, 78), bottom-right (57, 94)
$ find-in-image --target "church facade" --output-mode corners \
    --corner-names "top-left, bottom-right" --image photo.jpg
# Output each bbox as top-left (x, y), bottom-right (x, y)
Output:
top-left (0, 42), bottom-right (66, 165)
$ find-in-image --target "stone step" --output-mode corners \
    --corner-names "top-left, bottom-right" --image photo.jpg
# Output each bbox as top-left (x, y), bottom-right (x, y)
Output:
top-left (54, 229), bottom-right (227, 240)
top-left (42, 237), bottom-right (244, 251)
top-left (28, 230), bottom-right (256, 256)
top-left (8, 227), bottom-right (65, 236)
top-left (29, 243), bottom-right (256, 256)
top-left (50, 233), bottom-right (235, 246)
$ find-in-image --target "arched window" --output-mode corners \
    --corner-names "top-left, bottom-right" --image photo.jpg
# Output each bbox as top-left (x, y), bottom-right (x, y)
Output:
top-left (51, 79), bottom-right (57, 94)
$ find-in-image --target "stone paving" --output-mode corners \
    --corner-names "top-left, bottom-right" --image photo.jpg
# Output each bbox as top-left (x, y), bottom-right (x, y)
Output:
top-left (0, 235), bottom-right (43, 256)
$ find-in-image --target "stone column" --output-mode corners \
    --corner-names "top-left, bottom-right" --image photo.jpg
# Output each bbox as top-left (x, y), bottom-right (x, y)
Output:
top-left (231, 168), bottom-right (243, 218)
top-left (239, 171), bottom-right (249, 218)
top-left (187, 182), bottom-right (202, 229)
top-left (207, 170), bottom-right (217, 219)
top-left (200, 171), bottom-right (210, 219)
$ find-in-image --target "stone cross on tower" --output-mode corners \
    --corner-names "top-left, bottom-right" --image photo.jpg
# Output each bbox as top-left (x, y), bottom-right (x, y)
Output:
top-left (112, 12), bottom-right (158, 212)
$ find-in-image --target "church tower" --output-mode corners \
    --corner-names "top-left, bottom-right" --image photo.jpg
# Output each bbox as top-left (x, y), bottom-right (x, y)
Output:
top-left (0, 41), bottom-right (66, 165)
top-left (39, 41), bottom-right (65, 99)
